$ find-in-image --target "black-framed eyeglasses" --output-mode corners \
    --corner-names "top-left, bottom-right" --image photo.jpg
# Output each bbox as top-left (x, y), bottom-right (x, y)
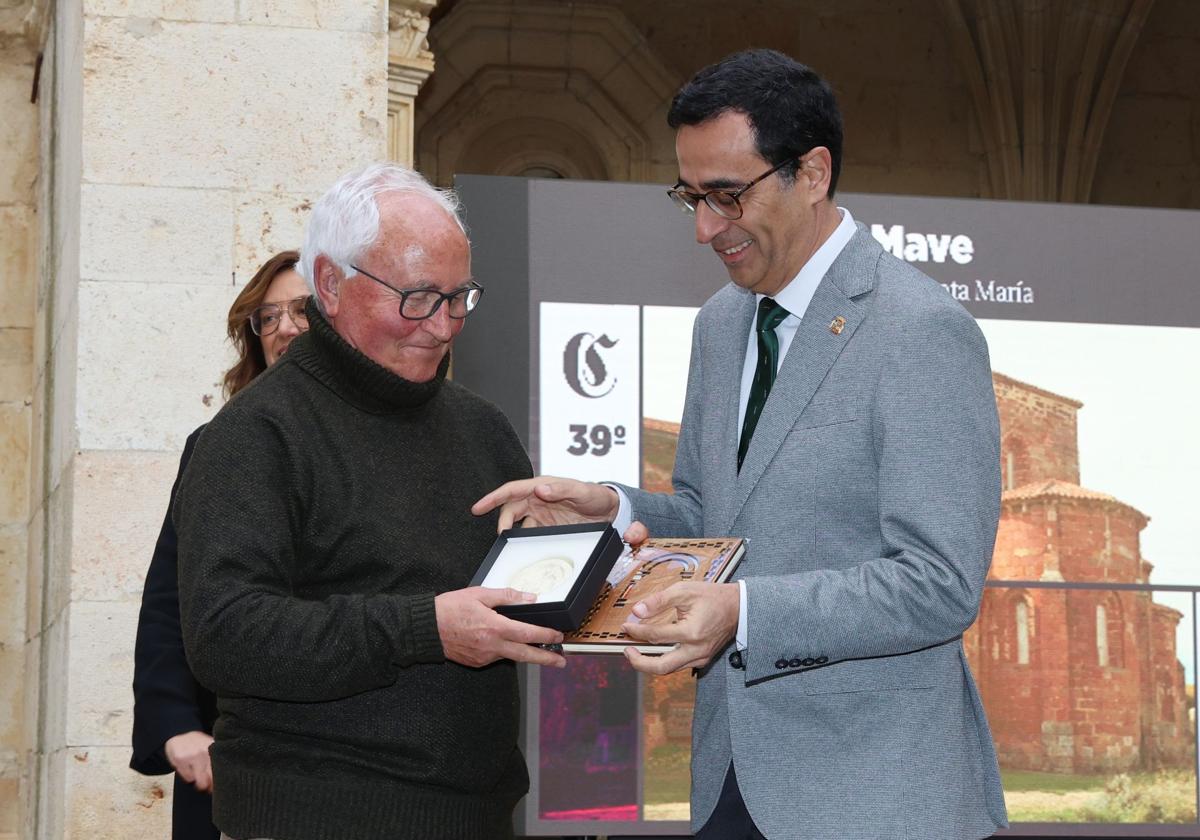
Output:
top-left (667, 156), bottom-right (798, 221)
top-left (248, 296), bottom-right (310, 337)
top-left (350, 265), bottom-right (484, 321)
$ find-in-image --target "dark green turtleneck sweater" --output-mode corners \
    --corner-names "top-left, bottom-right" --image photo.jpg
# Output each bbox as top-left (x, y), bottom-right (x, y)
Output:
top-left (175, 302), bottom-right (533, 840)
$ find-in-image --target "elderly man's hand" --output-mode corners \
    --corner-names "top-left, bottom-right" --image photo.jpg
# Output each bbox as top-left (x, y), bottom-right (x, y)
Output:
top-left (472, 476), bottom-right (620, 531)
top-left (435, 587), bottom-right (567, 668)
top-left (164, 730), bottom-right (215, 793)
top-left (620, 582), bottom-right (740, 676)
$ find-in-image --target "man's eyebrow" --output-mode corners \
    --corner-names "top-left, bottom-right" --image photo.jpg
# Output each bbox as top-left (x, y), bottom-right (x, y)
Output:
top-left (675, 176), bottom-right (742, 191)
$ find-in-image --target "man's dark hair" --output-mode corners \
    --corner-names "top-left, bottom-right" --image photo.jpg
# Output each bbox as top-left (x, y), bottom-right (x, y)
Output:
top-left (668, 49), bottom-right (843, 196)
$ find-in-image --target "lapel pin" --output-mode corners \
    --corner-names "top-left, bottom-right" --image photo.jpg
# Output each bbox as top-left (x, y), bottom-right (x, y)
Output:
top-left (829, 316), bottom-right (846, 335)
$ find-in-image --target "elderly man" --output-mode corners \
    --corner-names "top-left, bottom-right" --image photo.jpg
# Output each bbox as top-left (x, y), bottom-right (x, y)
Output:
top-left (475, 50), bottom-right (1007, 839)
top-left (176, 163), bottom-right (564, 840)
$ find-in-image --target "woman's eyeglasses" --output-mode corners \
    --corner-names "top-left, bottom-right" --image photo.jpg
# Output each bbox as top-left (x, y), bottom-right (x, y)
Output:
top-left (249, 296), bottom-right (310, 336)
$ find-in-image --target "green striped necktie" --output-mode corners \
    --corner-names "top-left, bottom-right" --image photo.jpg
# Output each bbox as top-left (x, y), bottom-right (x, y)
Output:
top-left (737, 297), bottom-right (790, 471)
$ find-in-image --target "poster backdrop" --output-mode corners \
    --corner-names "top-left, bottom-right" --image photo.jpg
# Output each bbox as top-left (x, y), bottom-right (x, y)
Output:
top-left (453, 176), bottom-right (1200, 837)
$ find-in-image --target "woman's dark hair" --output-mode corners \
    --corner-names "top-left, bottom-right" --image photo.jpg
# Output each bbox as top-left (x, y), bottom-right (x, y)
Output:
top-left (222, 249), bottom-right (301, 398)
top-left (667, 49), bottom-right (843, 196)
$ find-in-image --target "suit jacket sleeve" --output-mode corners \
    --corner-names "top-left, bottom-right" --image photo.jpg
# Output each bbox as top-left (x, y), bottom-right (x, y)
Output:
top-left (131, 426), bottom-right (214, 775)
top-left (741, 301), bottom-right (1001, 682)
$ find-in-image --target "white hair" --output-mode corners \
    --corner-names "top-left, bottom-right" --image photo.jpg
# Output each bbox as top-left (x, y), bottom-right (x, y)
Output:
top-left (298, 162), bottom-right (467, 310)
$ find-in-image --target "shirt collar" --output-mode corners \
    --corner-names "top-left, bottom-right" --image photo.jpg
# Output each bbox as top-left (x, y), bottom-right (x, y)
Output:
top-left (760, 206), bottom-right (857, 318)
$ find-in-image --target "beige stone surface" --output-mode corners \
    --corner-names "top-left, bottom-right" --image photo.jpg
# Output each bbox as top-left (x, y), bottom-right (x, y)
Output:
top-left (43, 467), bottom-right (74, 633)
top-left (0, 774), bottom-right (15, 838)
top-left (0, 47), bottom-right (37, 206)
top-left (79, 184), bottom-right (234, 286)
top-left (36, 749), bottom-right (65, 840)
top-left (0, 643), bottom-right (21, 764)
top-left (76, 280), bottom-right (230, 451)
top-left (0, 528), bottom-right (26, 647)
top-left (25, 388), bottom-right (44, 550)
top-left (81, 16), bottom-right (388, 192)
top-left (63, 601), bottom-right (138, 747)
top-left (40, 610), bottom-right (68, 755)
top-left (17, 637), bottom-right (37, 839)
top-left (239, 0), bottom-right (381, 31)
top-left (0, 330), bottom-right (33, 405)
top-left (20, 637), bottom-right (39, 758)
top-left (0, 205), bottom-right (35, 330)
top-left (23, 510), bottom-right (43, 642)
top-left (233, 190), bottom-right (315, 281)
top-left (0, 405), bottom-right (30, 526)
top-left (63, 746), bottom-right (170, 839)
top-left (70, 451), bottom-right (181, 603)
top-left (45, 298), bottom-right (79, 497)
top-left (83, 0), bottom-right (236, 22)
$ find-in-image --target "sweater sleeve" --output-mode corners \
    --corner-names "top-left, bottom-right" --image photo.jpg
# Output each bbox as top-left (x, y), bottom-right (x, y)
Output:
top-left (174, 407), bottom-right (444, 703)
top-left (130, 426), bottom-right (211, 775)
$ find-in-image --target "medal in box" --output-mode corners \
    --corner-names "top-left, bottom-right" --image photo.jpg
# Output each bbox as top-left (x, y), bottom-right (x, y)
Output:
top-left (470, 522), bottom-right (624, 631)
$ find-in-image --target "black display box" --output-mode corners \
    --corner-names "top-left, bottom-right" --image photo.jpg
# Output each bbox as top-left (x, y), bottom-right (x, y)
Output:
top-left (470, 522), bottom-right (624, 631)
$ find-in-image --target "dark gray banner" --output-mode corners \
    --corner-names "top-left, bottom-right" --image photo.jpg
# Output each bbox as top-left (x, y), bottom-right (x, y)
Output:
top-left (459, 176), bottom-right (1200, 328)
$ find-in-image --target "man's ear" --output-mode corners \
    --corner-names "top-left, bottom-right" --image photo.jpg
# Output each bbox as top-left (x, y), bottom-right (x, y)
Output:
top-left (799, 146), bottom-right (833, 204)
top-left (313, 256), bottom-right (342, 317)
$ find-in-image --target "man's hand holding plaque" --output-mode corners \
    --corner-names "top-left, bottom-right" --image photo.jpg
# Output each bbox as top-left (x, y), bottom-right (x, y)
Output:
top-left (620, 578), bottom-right (741, 675)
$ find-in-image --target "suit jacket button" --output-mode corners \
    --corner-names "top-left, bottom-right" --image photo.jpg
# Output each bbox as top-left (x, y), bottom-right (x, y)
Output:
top-left (774, 658), bottom-right (789, 670)
top-left (816, 656), bottom-right (829, 664)
top-left (728, 650), bottom-right (744, 670)
top-left (801, 658), bottom-right (815, 667)
top-left (788, 658), bottom-right (802, 668)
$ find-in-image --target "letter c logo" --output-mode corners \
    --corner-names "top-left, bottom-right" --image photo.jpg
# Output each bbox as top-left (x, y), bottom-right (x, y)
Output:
top-left (563, 332), bottom-right (618, 398)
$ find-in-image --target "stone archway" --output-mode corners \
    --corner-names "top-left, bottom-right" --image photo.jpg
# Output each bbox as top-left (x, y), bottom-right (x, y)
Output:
top-left (416, 0), bottom-right (680, 185)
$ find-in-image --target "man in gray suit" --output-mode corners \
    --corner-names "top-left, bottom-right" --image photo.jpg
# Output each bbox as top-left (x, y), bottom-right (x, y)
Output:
top-left (475, 49), bottom-right (1007, 839)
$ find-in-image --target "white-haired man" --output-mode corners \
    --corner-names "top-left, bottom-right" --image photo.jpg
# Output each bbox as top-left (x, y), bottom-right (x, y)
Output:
top-left (176, 163), bottom-right (565, 840)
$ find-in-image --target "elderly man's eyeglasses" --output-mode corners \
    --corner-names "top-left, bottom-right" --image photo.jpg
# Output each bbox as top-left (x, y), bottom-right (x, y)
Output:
top-left (248, 296), bottom-right (310, 337)
top-left (667, 156), bottom-right (797, 221)
top-left (350, 265), bottom-right (484, 321)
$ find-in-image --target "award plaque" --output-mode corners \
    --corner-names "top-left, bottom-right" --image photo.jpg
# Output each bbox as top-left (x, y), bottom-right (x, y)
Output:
top-left (471, 522), bottom-right (624, 630)
top-left (562, 537), bottom-right (746, 654)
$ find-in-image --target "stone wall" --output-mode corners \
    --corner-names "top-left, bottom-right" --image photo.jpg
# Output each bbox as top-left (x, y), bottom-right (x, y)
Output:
top-left (0, 4), bottom-right (38, 836)
top-left (994, 373), bottom-right (1082, 490)
top-left (19, 2), bottom-right (390, 836)
top-left (967, 375), bottom-right (1190, 775)
top-left (425, 0), bottom-right (1200, 210)
top-left (1093, 0), bottom-right (1200, 209)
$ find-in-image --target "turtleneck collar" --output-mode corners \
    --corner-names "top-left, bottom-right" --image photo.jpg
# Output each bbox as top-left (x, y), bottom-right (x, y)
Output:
top-left (288, 297), bottom-right (449, 413)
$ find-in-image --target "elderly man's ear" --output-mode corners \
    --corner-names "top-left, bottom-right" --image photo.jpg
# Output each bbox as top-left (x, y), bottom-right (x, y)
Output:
top-left (314, 257), bottom-right (342, 317)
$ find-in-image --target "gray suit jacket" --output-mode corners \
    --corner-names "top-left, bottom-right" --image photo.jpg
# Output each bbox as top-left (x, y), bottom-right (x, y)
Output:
top-left (617, 224), bottom-right (1008, 839)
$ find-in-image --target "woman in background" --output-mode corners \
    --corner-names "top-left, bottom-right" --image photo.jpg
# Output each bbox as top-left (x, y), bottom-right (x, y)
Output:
top-left (131, 250), bottom-right (307, 840)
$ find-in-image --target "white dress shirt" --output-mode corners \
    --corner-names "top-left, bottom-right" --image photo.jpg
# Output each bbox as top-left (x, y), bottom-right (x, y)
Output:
top-left (611, 207), bottom-right (858, 651)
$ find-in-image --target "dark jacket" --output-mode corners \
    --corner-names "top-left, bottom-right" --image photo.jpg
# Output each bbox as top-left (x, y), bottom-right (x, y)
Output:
top-left (174, 303), bottom-right (533, 840)
top-left (131, 425), bottom-right (220, 840)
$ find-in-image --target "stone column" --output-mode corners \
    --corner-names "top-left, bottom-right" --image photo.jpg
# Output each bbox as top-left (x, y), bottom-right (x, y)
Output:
top-left (388, 0), bottom-right (438, 167)
top-left (0, 1), bottom-right (42, 836)
top-left (937, 0), bottom-right (1157, 202)
top-left (23, 3), bottom-right (388, 837)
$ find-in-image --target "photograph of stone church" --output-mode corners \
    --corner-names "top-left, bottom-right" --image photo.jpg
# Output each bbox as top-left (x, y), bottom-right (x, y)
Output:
top-left (964, 373), bottom-right (1193, 777)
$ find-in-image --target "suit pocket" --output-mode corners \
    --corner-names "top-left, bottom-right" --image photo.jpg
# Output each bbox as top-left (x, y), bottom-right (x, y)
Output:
top-left (792, 398), bottom-right (861, 431)
top-left (799, 646), bottom-right (945, 695)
